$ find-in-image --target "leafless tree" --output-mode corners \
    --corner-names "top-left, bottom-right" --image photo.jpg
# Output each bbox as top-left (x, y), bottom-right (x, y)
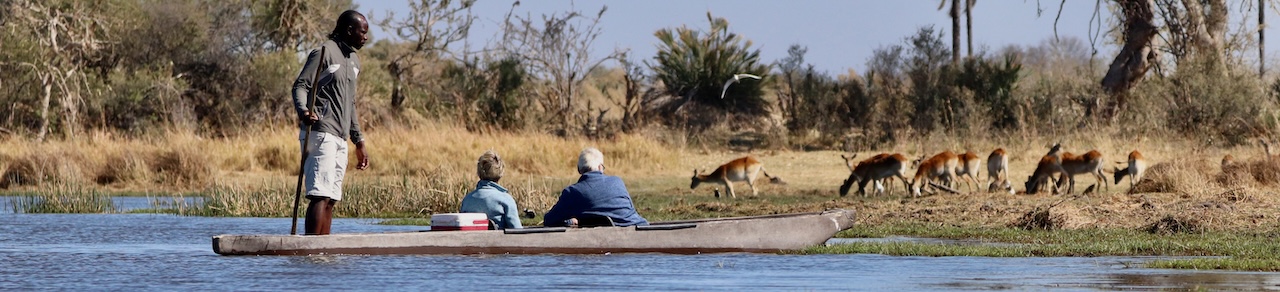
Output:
top-left (498, 3), bottom-right (622, 134)
top-left (373, 0), bottom-right (476, 109)
top-left (608, 54), bottom-right (658, 133)
top-left (7, 0), bottom-right (111, 142)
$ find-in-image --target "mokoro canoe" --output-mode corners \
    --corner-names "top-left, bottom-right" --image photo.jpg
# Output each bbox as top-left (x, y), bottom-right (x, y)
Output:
top-left (212, 209), bottom-right (856, 256)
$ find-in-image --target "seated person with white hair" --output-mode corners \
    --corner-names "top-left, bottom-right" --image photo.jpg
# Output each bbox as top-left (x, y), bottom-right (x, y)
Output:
top-left (459, 150), bottom-right (523, 229)
top-left (543, 147), bottom-right (649, 227)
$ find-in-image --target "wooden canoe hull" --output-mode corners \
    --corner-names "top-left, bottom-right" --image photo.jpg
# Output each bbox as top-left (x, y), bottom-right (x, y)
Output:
top-left (212, 209), bottom-right (857, 256)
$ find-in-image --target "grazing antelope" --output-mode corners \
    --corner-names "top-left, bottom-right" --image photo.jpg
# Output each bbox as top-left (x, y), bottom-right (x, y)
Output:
top-left (1024, 154), bottom-right (1062, 195)
top-left (1025, 143), bottom-right (1068, 195)
top-left (954, 151), bottom-right (981, 192)
top-left (691, 156), bottom-right (782, 198)
top-left (986, 148), bottom-right (1012, 193)
top-left (848, 153), bottom-right (904, 193)
top-left (839, 153), bottom-right (911, 197)
top-left (1113, 150), bottom-right (1147, 188)
top-left (1056, 150), bottom-right (1108, 194)
top-left (911, 151), bottom-right (960, 197)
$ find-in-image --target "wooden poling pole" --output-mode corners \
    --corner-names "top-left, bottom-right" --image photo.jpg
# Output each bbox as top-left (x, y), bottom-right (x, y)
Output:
top-left (292, 45), bottom-right (327, 235)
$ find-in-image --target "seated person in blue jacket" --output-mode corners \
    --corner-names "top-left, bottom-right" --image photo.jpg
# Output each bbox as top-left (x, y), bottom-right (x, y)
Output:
top-left (543, 147), bottom-right (649, 227)
top-left (459, 150), bottom-right (522, 229)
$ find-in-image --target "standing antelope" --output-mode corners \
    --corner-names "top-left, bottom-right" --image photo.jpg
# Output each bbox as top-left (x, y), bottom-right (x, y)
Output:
top-left (1056, 150), bottom-right (1108, 194)
top-left (691, 156), bottom-right (782, 198)
top-left (1113, 150), bottom-right (1147, 188)
top-left (839, 153), bottom-right (911, 197)
top-left (986, 148), bottom-right (1012, 193)
top-left (911, 151), bottom-right (960, 197)
top-left (954, 151), bottom-right (981, 192)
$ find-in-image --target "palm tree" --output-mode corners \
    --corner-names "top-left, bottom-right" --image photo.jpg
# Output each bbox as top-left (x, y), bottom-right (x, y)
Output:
top-left (940, 0), bottom-right (961, 65)
top-left (939, 0), bottom-right (975, 63)
top-left (966, 0), bottom-right (975, 58)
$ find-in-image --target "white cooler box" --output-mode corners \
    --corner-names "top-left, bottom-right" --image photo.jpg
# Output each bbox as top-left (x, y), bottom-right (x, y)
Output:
top-left (430, 213), bottom-right (490, 231)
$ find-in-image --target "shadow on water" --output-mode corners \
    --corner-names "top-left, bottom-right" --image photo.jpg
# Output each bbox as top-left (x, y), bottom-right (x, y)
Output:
top-left (2, 196), bottom-right (1280, 290)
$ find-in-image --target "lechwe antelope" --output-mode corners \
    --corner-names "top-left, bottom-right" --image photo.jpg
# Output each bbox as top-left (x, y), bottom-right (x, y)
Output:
top-left (1055, 150), bottom-right (1108, 194)
top-left (1113, 150), bottom-right (1147, 188)
top-left (1024, 143), bottom-right (1069, 194)
top-left (910, 151), bottom-right (960, 197)
top-left (953, 151), bottom-right (982, 192)
top-left (691, 156), bottom-right (783, 198)
top-left (839, 153), bottom-right (911, 197)
top-left (986, 148), bottom-right (1012, 193)
top-left (1024, 154), bottom-right (1063, 194)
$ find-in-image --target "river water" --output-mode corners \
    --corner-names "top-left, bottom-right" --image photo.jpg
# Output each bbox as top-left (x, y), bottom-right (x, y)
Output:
top-left (3, 197), bottom-right (1279, 291)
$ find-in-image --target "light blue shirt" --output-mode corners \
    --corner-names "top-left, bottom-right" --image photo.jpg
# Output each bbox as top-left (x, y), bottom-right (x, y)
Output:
top-left (459, 180), bottom-right (522, 229)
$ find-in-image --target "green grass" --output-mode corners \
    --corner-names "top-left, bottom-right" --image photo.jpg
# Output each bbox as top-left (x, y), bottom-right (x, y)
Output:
top-left (795, 223), bottom-right (1280, 271)
top-left (6, 185), bottom-right (115, 213)
top-left (1147, 258), bottom-right (1280, 271)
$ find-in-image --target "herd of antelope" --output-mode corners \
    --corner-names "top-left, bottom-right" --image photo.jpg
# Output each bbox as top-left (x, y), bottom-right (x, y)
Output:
top-left (689, 143), bottom-right (1153, 198)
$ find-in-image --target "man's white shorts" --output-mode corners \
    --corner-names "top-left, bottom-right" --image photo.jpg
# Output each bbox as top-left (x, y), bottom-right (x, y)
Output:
top-left (300, 131), bottom-right (348, 201)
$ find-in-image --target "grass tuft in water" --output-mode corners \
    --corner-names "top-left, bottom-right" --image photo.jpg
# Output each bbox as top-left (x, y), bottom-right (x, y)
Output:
top-left (8, 184), bottom-right (115, 213)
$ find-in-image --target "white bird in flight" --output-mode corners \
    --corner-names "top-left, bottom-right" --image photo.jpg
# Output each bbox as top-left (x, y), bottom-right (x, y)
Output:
top-left (719, 73), bottom-right (762, 99)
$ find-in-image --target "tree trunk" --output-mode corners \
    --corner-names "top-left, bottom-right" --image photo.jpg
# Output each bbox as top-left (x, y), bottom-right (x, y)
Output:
top-left (1100, 0), bottom-right (1156, 120)
top-left (388, 61), bottom-right (406, 109)
top-left (966, 0), bottom-right (974, 58)
top-left (1261, 0), bottom-right (1266, 77)
top-left (951, 0), bottom-right (962, 65)
top-left (36, 73), bottom-right (52, 143)
top-left (1181, 0), bottom-right (1227, 71)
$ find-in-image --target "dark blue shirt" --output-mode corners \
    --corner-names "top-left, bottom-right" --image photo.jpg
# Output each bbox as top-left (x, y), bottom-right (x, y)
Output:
top-left (543, 171), bottom-right (648, 227)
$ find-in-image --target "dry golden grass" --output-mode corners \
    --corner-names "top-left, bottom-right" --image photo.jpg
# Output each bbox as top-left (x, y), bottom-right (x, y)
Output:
top-left (5, 123), bottom-right (1280, 232)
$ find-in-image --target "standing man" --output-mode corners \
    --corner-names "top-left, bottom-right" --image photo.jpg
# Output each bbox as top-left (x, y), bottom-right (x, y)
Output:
top-left (292, 10), bottom-right (371, 235)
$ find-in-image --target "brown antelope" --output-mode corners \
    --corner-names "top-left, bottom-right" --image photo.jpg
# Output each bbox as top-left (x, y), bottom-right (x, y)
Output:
top-left (1025, 143), bottom-right (1069, 194)
top-left (911, 151), bottom-right (959, 197)
top-left (1056, 150), bottom-right (1108, 194)
top-left (1024, 154), bottom-right (1062, 195)
top-left (691, 156), bottom-right (782, 198)
top-left (953, 151), bottom-right (981, 192)
top-left (1113, 150), bottom-right (1147, 188)
top-left (839, 153), bottom-right (911, 197)
top-left (986, 148), bottom-right (1012, 193)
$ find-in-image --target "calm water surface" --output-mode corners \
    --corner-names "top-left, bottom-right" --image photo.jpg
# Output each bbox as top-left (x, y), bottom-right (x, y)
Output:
top-left (3, 197), bottom-right (1280, 291)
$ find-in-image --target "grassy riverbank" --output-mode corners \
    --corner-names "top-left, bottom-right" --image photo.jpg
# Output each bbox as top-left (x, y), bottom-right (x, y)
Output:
top-left (801, 223), bottom-right (1280, 271)
top-left (6, 123), bottom-right (1280, 270)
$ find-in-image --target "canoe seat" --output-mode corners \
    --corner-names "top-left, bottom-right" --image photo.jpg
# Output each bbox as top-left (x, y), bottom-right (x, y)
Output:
top-left (574, 214), bottom-right (615, 228)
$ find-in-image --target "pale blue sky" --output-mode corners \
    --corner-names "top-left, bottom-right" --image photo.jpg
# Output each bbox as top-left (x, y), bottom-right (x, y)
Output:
top-left (352, 1), bottom-right (1267, 74)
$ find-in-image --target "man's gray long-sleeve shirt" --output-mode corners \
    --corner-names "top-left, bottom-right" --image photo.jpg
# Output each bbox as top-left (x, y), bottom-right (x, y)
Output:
top-left (292, 39), bottom-right (363, 144)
